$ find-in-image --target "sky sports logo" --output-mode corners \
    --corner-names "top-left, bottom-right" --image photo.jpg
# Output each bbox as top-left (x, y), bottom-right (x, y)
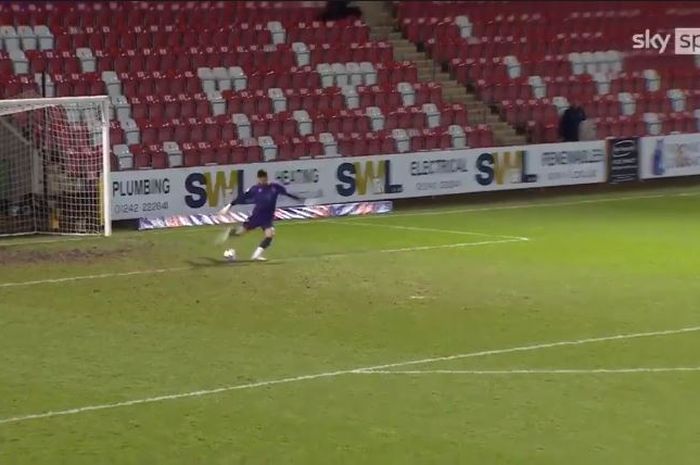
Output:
top-left (632, 28), bottom-right (700, 54)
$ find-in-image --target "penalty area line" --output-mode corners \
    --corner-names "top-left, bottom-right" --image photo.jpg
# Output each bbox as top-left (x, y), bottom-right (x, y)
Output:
top-left (1, 324), bottom-right (698, 426)
top-left (358, 367), bottom-right (700, 375)
top-left (349, 325), bottom-right (700, 373)
top-left (340, 221), bottom-right (529, 241)
top-left (0, 237), bottom-right (527, 289)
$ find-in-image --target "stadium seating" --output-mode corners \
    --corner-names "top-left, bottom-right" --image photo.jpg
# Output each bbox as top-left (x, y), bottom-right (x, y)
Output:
top-left (5, 1), bottom-right (699, 168)
top-left (0, 1), bottom-right (480, 170)
top-left (395, 0), bottom-right (700, 142)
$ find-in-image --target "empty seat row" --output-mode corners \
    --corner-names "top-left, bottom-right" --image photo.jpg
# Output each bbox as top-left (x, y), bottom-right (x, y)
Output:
top-left (0, 56), bottom-right (14, 75)
top-left (423, 19), bottom-right (651, 43)
top-left (211, 61), bottom-right (415, 92)
top-left (50, 72), bottom-right (106, 96)
top-left (286, 22), bottom-right (370, 44)
top-left (223, 89), bottom-right (295, 115)
top-left (596, 113), bottom-right (697, 138)
top-left (50, 23), bottom-right (370, 50)
top-left (428, 36), bottom-right (623, 63)
top-left (24, 50), bottom-right (82, 74)
top-left (336, 128), bottom-right (450, 156)
top-left (1, 3), bottom-right (325, 29)
top-left (129, 141), bottom-right (266, 169)
top-left (128, 94), bottom-right (213, 121)
top-left (500, 100), bottom-right (560, 128)
top-left (357, 82), bottom-right (443, 108)
top-left (0, 74), bottom-right (38, 97)
top-left (118, 71), bottom-right (202, 97)
top-left (623, 53), bottom-right (696, 73)
top-left (478, 79), bottom-right (597, 104)
top-left (92, 45), bottom-right (298, 73)
top-left (299, 42), bottom-right (392, 66)
top-left (450, 55), bottom-right (601, 84)
top-left (7, 47), bottom-right (302, 75)
top-left (138, 118), bottom-right (238, 146)
top-left (395, 1), bottom-right (676, 20)
top-left (402, 18), bottom-right (596, 42)
top-left (123, 136), bottom-right (325, 170)
top-left (46, 42), bottom-right (393, 74)
top-left (54, 27), bottom-right (274, 50)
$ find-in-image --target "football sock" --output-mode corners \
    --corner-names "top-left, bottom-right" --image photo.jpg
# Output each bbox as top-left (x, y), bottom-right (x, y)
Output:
top-left (252, 237), bottom-right (272, 260)
top-left (252, 247), bottom-right (264, 259)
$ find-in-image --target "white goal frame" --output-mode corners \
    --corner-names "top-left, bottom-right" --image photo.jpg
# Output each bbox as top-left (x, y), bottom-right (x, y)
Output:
top-left (0, 95), bottom-right (112, 237)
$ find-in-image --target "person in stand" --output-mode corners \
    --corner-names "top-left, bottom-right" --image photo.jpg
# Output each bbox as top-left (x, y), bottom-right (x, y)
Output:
top-left (318, 1), bottom-right (362, 21)
top-left (559, 100), bottom-right (587, 142)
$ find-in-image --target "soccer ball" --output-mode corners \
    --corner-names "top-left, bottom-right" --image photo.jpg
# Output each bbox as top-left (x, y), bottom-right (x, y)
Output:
top-left (223, 249), bottom-right (237, 261)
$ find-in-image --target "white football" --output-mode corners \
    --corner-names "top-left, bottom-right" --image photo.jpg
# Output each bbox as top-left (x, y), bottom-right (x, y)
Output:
top-left (223, 249), bottom-right (237, 261)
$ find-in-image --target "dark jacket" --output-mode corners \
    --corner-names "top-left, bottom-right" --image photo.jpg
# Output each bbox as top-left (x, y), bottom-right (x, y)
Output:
top-left (559, 105), bottom-right (587, 142)
top-left (319, 1), bottom-right (362, 21)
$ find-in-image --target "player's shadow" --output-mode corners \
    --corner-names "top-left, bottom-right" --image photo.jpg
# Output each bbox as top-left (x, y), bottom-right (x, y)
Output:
top-left (186, 257), bottom-right (284, 268)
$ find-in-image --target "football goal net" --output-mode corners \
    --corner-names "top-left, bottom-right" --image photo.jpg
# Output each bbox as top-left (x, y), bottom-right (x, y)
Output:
top-left (0, 96), bottom-right (111, 237)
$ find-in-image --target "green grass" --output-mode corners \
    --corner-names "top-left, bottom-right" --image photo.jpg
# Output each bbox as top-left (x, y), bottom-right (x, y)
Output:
top-left (1, 186), bottom-right (700, 465)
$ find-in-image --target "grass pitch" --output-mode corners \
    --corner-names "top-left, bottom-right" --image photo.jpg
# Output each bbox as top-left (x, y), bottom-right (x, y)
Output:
top-left (1, 186), bottom-right (700, 465)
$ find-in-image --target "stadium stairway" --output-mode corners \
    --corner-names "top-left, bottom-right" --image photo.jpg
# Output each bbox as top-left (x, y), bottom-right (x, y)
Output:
top-left (357, 0), bottom-right (526, 147)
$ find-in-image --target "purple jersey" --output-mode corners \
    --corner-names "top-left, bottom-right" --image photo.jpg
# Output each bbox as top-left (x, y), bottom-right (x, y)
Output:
top-left (231, 182), bottom-right (300, 219)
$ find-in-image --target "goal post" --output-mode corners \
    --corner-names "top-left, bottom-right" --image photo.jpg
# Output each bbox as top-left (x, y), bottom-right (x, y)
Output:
top-left (0, 95), bottom-right (111, 237)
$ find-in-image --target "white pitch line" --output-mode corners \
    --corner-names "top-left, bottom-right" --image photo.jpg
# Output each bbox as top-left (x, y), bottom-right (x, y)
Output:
top-left (0, 238), bottom-right (526, 289)
top-left (359, 367), bottom-right (700, 375)
top-left (0, 370), bottom-right (351, 426)
top-left (369, 191), bottom-right (700, 219)
top-left (281, 238), bottom-right (526, 261)
top-left (342, 221), bottom-right (529, 241)
top-left (0, 237), bottom-right (88, 247)
top-left (0, 324), bottom-right (698, 426)
top-left (350, 325), bottom-right (700, 373)
top-left (0, 267), bottom-right (190, 288)
top-left (372, 238), bottom-right (524, 254)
